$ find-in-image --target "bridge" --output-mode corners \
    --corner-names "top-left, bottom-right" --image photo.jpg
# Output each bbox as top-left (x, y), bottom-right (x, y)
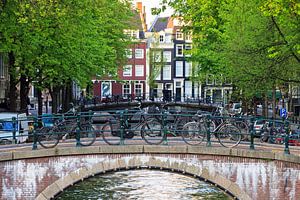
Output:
top-left (0, 145), bottom-right (299, 200)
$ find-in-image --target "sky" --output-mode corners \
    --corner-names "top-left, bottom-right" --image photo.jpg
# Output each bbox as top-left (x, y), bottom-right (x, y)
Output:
top-left (132, 0), bottom-right (174, 29)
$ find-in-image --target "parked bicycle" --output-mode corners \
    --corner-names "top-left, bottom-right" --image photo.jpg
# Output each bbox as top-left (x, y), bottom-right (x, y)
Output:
top-left (181, 111), bottom-right (242, 148)
top-left (37, 106), bottom-right (96, 148)
top-left (101, 103), bottom-right (164, 145)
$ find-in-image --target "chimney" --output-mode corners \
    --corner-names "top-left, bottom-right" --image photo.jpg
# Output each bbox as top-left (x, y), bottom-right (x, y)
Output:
top-left (136, 2), bottom-right (148, 32)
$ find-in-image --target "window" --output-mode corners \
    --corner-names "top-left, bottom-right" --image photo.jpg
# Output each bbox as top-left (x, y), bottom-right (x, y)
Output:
top-left (135, 83), bottom-right (143, 97)
top-left (101, 82), bottom-right (111, 97)
top-left (135, 49), bottom-right (144, 59)
top-left (126, 49), bottom-right (132, 59)
top-left (176, 44), bottom-right (183, 57)
top-left (185, 44), bottom-right (192, 57)
top-left (185, 32), bottom-right (192, 41)
top-left (163, 65), bottom-right (171, 80)
top-left (123, 84), bottom-right (131, 96)
top-left (165, 83), bottom-right (172, 90)
top-left (123, 65), bottom-right (132, 76)
top-left (163, 51), bottom-right (171, 62)
top-left (124, 29), bottom-right (138, 39)
top-left (165, 35), bottom-right (171, 43)
top-left (153, 51), bottom-right (161, 62)
top-left (135, 65), bottom-right (144, 77)
top-left (175, 61), bottom-right (183, 77)
top-left (159, 34), bottom-right (164, 43)
top-left (0, 54), bottom-right (4, 78)
top-left (185, 81), bottom-right (192, 97)
top-left (155, 70), bottom-right (161, 80)
top-left (176, 30), bottom-right (183, 40)
top-left (185, 62), bottom-right (191, 77)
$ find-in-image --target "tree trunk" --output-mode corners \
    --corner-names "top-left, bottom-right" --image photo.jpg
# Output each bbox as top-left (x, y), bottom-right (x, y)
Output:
top-left (8, 52), bottom-right (18, 112)
top-left (20, 74), bottom-right (30, 114)
top-left (263, 93), bottom-right (268, 117)
top-left (37, 88), bottom-right (43, 116)
top-left (253, 97), bottom-right (257, 116)
top-left (272, 85), bottom-right (276, 119)
top-left (51, 86), bottom-right (60, 114)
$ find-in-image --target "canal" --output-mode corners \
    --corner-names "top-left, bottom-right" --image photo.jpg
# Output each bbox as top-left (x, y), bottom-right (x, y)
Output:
top-left (56, 169), bottom-right (231, 199)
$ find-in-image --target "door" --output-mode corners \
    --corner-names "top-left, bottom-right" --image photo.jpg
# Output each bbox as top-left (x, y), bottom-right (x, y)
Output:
top-left (175, 88), bottom-right (181, 102)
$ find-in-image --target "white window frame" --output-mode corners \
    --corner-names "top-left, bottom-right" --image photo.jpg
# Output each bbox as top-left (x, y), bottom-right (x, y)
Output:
top-left (185, 44), bottom-right (192, 57)
top-left (155, 69), bottom-right (161, 80)
top-left (124, 29), bottom-right (139, 39)
top-left (135, 83), bottom-right (143, 97)
top-left (135, 49), bottom-right (144, 59)
top-left (123, 84), bottom-right (131, 96)
top-left (185, 32), bottom-right (192, 41)
top-left (153, 51), bottom-right (162, 62)
top-left (126, 49), bottom-right (132, 59)
top-left (123, 65), bottom-right (132, 76)
top-left (159, 34), bottom-right (165, 43)
top-left (163, 65), bottom-right (171, 80)
top-left (163, 51), bottom-right (172, 62)
top-left (185, 81), bottom-right (192, 97)
top-left (175, 61), bottom-right (183, 77)
top-left (135, 65), bottom-right (144, 77)
top-left (176, 30), bottom-right (183, 40)
top-left (176, 44), bottom-right (184, 57)
top-left (185, 62), bottom-right (191, 77)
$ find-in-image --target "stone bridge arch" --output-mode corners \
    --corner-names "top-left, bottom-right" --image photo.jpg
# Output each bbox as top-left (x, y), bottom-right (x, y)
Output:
top-left (37, 156), bottom-right (251, 200)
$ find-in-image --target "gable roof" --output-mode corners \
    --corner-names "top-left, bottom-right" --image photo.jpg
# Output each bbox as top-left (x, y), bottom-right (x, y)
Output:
top-left (150, 17), bottom-right (170, 32)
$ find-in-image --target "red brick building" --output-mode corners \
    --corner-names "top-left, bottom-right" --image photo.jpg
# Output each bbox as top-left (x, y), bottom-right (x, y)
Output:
top-left (93, 3), bottom-right (147, 102)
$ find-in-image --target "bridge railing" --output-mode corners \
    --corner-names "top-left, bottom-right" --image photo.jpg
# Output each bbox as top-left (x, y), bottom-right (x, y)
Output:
top-left (0, 110), bottom-right (299, 154)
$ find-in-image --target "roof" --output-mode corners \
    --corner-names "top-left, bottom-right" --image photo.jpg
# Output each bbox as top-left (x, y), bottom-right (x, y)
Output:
top-left (150, 17), bottom-right (170, 32)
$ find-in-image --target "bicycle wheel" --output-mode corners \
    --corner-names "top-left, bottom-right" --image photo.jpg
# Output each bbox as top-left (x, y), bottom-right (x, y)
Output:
top-left (175, 116), bottom-right (193, 136)
top-left (217, 124), bottom-right (241, 148)
top-left (79, 124), bottom-right (96, 146)
top-left (37, 126), bottom-right (60, 148)
top-left (181, 121), bottom-right (206, 145)
top-left (102, 122), bottom-right (120, 145)
top-left (234, 121), bottom-right (249, 140)
top-left (141, 119), bottom-right (164, 145)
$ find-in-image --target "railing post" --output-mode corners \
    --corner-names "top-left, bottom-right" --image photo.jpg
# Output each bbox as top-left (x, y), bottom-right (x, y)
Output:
top-left (32, 117), bottom-right (38, 150)
top-left (12, 117), bottom-right (17, 144)
top-left (206, 115), bottom-right (211, 147)
top-left (284, 119), bottom-right (290, 155)
top-left (119, 111), bottom-right (125, 145)
top-left (76, 113), bottom-right (81, 147)
top-left (249, 117), bottom-right (255, 150)
top-left (162, 111), bottom-right (168, 145)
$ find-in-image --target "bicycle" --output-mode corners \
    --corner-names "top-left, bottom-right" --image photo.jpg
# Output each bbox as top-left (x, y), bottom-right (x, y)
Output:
top-left (102, 103), bottom-right (164, 145)
top-left (37, 108), bottom-right (96, 148)
top-left (181, 112), bottom-right (242, 148)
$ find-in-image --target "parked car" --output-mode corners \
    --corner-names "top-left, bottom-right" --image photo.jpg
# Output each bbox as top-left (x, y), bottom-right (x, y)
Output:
top-left (253, 119), bottom-right (267, 136)
top-left (0, 113), bottom-right (29, 144)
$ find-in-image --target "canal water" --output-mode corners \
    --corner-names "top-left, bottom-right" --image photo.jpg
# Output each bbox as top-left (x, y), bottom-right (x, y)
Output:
top-left (56, 170), bottom-right (231, 199)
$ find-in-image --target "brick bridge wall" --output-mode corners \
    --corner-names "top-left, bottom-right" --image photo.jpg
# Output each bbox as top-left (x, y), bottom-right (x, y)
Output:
top-left (0, 146), bottom-right (299, 200)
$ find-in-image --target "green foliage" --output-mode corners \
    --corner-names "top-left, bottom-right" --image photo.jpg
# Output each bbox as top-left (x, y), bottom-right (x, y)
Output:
top-left (0, 0), bottom-right (133, 89)
top-left (161, 0), bottom-right (300, 100)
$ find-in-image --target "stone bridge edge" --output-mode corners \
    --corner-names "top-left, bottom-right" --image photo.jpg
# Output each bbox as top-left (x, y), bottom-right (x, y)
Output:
top-left (35, 156), bottom-right (252, 200)
top-left (0, 145), bottom-right (299, 164)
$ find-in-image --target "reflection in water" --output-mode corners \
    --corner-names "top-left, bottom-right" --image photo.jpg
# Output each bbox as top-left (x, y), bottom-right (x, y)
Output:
top-left (57, 170), bottom-right (231, 200)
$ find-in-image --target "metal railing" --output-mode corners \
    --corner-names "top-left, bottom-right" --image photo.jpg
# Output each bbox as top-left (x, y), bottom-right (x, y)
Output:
top-left (0, 109), bottom-right (299, 155)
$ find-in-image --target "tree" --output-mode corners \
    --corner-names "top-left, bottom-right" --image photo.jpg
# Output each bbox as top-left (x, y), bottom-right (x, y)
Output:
top-left (0, 0), bottom-right (133, 113)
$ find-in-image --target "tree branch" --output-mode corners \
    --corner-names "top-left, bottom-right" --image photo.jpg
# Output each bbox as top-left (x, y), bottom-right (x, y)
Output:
top-left (271, 16), bottom-right (300, 63)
